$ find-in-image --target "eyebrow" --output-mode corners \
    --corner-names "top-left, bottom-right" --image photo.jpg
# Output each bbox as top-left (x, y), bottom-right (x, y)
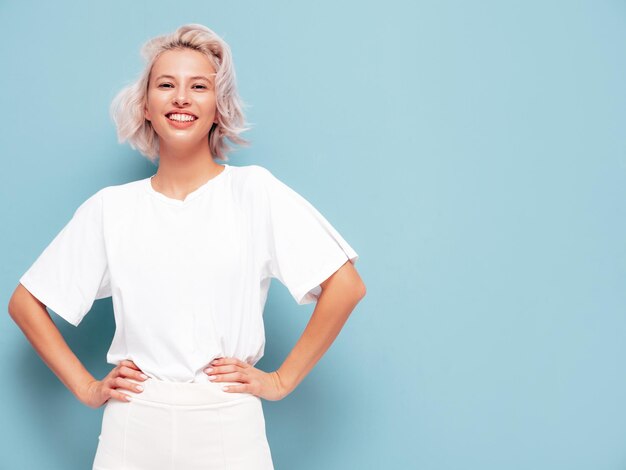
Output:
top-left (155, 74), bottom-right (216, 82)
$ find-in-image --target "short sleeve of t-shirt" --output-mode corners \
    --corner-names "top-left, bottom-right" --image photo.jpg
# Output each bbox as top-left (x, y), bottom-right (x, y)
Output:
top-left (19, 189), bottom-right (111, 326)
top-left (259, 167), bottom-right (359, 305)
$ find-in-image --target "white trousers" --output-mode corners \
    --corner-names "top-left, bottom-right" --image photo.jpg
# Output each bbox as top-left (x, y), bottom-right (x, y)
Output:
top-left (92, 376), bottom-right (275, 470)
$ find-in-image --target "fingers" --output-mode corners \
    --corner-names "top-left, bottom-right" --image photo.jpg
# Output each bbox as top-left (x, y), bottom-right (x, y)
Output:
top-left (115, 376), bottom-right (145, 393)
top-left (117, 365), bottom-right (149, 382)
top-left (205, 362), bottom-right (254, 394)
top-left (207, 370), bottom-right (247, 383)
top-left (106, 360), bottom-right (148, 403)
top-left (110, 388), bottom-right (134, 403)
top-left (220, 383), bottom-right (248, 393)
top-left (204, 357), bottom-right (248, 375)
top-left (101, 377), bottom-right (137, 403)
top-left (209, 357), bottom-right (247, 368)
top-left (204, 362), bottom-right (241, 374)
top-left (119, 359), bottom-right (141, 371)
top-left (103, 377), bottom-right (144, 403)
top-left (206, 364), bottom-right (285, 400)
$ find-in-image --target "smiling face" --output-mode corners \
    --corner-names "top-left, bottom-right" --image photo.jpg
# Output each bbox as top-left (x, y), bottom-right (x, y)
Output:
top-left (144, 48), bottom-right (219, 149)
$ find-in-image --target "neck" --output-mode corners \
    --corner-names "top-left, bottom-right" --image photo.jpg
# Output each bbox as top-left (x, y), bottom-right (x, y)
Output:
top-left (152, 140), bottom-right (223, 191)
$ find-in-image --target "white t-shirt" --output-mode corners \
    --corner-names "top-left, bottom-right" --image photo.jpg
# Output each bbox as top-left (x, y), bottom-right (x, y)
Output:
top-left (19, 164), bottom-right (359, 383)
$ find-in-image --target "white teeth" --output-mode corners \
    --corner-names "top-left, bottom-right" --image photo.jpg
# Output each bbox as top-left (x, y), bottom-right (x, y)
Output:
top-left (167, 113), bottom-right (196, 122)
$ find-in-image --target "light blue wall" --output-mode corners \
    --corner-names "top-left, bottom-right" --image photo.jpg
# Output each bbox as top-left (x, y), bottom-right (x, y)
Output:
top-left (2, 1), bottom-right (626, 469)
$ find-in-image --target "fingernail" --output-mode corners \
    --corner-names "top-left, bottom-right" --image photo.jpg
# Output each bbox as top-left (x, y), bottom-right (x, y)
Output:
top-left (135, 385), bottom-right (144, 391)
top-left (140, 374), bottom-right (148, 379)
top-left (205, 368), bottom-right (213, 373)
top-left (208, 376), bottom-right (216, 381)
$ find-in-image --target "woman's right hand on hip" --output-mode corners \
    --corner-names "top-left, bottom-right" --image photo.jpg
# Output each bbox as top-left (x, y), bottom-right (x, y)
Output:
top-left (79, 360), bottom-right (148, 408)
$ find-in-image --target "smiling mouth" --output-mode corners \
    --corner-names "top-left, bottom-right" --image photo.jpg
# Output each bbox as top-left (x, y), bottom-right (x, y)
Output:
top-left (166, 113), bottom-right (198, 122)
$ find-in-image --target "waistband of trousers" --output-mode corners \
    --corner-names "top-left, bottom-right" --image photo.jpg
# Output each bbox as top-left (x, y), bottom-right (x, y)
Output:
top-left (124, 377), bottom-right (257, 406)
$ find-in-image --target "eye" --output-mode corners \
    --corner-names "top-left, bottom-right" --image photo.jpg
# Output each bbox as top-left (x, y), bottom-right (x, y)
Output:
top-left (157, 83), bottom-right (208, 90)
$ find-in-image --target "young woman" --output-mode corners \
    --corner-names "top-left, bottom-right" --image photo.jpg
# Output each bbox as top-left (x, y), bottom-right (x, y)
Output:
top-left (8, 23), bottom-right (365, 470)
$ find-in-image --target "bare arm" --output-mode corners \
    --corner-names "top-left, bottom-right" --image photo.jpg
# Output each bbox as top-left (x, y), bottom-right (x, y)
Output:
top-left (7, 283), bottom-right (97, 402)
top-left (8, 284), bottom-right (149, 408)
top-left (274, 260), bottom-right (366, 395)
top-left (203, 259), bottom-right (367, 399)
top-left (201, 260), bottom-right (366, 398)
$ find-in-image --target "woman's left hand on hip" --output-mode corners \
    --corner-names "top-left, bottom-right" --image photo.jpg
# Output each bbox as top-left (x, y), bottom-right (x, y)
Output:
top-left (204, 357), bottom-right (289, 401)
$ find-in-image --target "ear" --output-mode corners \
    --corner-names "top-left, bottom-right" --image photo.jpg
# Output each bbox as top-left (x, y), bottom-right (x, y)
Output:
top-left (144, 106), bottom-right (151, 122)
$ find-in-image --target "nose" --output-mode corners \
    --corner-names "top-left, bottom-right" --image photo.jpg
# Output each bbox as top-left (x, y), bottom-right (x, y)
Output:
top-left (173, 94), bottom-right (190, 106)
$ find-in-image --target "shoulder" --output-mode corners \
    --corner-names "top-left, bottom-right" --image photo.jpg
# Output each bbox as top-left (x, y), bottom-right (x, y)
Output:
top-left (229, 163), bottom-right (274, 183)
top-left (92, 177), bottom-right (149, 207)
top-left (100, 177), bottom-right (147, 196)
top-left (66, 178), bottom-right (148, 222)
top-left (227, 163), bottom-right (282, 195)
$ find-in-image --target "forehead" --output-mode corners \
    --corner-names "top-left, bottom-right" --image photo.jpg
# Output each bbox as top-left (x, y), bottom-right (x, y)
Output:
top-left (150, 49), bottom-right (217, 79)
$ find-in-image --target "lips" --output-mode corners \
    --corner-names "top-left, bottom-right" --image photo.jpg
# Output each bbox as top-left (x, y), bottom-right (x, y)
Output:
top-left (165, 113), bottom-right (198, 129)
top-left (165, 111), bottom-right (198, 119)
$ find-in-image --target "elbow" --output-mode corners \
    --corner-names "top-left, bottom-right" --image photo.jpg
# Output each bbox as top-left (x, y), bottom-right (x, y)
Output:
top-left (8, 286), bottom-right (25, 321)
top-left (8, 287), bottom-right (19, 319)
top-left (8, 283), bottom-right (42, 321)
top-left (349, 280), bottom-right (366, 303)
top-left (348, 268), bottom-right (366, 302)
top-left (356, 282), bottom-right (366, 300)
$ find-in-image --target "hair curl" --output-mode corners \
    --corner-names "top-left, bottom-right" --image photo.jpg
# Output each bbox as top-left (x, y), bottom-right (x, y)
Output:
top-left (109, 24), bottom-right (250, 163)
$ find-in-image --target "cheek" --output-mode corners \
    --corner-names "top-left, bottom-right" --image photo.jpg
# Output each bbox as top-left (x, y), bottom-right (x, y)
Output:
top-left (145, 94), bottom-right (168, 120)
top-left (144, 93), bottom-right (155, 117)
top-left (201, 94), bottom-right (218, 111)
